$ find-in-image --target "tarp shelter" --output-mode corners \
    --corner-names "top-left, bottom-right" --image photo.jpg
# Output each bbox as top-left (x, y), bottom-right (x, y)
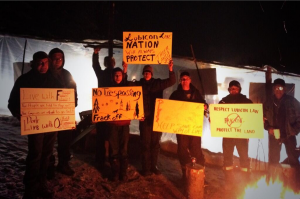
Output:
top-left (1, 34), bottom-right (300, 163)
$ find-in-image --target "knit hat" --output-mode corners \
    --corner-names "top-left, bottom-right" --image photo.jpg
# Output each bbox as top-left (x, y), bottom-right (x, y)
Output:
top-left (273, 78), bottom-right (285, 87)
top-left (229, 80), bottom-right (241, 92)
top-left (142, 65), bottom-right (153, 75)
top-left (180, 71), bottom-right (190, 78)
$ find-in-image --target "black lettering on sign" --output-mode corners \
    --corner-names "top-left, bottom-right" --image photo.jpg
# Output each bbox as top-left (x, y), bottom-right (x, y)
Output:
top-left (54, 118), bottom-right (61, 128)
top-left (56, 90), bottom-right (63, 101)
top-left (93, 89), bottom-right (102, 96)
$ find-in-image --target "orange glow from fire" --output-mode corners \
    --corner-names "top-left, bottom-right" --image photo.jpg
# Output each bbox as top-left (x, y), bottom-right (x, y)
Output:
top-left (239, 175), bottom-right (300, 199)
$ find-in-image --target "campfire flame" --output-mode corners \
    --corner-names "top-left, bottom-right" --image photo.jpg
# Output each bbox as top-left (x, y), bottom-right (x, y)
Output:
top-left (240, 175), bottom-right (300, 199)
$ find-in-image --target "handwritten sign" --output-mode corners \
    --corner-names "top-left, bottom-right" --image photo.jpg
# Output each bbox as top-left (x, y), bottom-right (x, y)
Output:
top-left (210, 104), bottom-right (264, 138)
top-left (123, 32), bottom-right (172, 64)
top-left (153, 99), bottom-right (204, 136)
top-left (92, 86), bottom-right (144, 122)
top-left (20, 88), bottom-right (76, 135)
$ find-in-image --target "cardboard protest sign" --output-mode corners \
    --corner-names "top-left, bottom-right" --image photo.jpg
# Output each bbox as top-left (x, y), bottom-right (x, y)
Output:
top-left (92, 86), bottom-right (144, 122)
top-left (153, 99), bottom-right (204, 136)
top-left (123, 32), bottom-right (172, 64)
top-left (210, 104), bottom-right (264, 138)
top-left (20, 88), bottom-right (76, 135)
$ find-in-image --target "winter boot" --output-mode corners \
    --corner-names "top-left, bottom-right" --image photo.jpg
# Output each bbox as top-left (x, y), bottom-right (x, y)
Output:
top-left (110, 159), bottom-right (120, 182)
top-left (181, 166), bottom-right (187, 183)
top-left (57, 161), bottom-right (74, 176)
top-left (36, 182), bottom-right (53, 199)
top-left (120, 158), bottom-right (129, 182)
top-left (150, 151), bottom-right (161, 175)
top-left (141, 154), bottom-right (152, 176)
top-left (47, 155), bottom-right (56, 180)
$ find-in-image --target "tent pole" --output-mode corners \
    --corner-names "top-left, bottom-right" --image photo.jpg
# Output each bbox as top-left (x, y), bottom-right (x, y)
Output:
top-left (190, 44), bottom-right (205, 98)
top-left (21, 39), bottom-right (27, 75)
top-left (108, 2), bottom-right (115, 58)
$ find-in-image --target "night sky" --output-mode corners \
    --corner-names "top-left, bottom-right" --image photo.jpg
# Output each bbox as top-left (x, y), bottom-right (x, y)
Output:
top-left (1, 1), bottom-right (300, 74)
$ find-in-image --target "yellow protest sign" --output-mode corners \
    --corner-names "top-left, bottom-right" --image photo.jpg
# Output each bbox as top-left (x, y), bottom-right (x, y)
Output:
top-left (210, 104), bottom-right (264, 138)
top-left (20, 88), bottom-right (76, 135)
top-left (123, 32), bottom-right (172, 64)
top-left (153, 99), bottom-right (204, 136)
top-left (92, 86), bottom-right (144, 122)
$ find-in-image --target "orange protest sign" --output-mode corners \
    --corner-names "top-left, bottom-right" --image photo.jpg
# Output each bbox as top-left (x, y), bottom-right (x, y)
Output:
top-left (153, 99), bottom-right (204, 136)
top-left (209, 104), bottom-right (264, 138)
top-left (123, 32), bottom-right (172, 64)
top-left (92, 86), bottom-right (144, 122)
top-left (20, 88), bottom-right (76, 135)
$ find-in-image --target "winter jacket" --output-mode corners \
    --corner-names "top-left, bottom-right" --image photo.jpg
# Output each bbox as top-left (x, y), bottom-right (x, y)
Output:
top-left (50, 50), bottom-right (78, 107)
top-left (169, 83), bottom-right (207, 105)
top-left (219, 93), bottom-right (253, 104)
top-left (263, 93), bottom-right (300, 137)
top-left (8, 69), bottom-right (61, 120)
top-left (136, 71), bottom-right (176, 119)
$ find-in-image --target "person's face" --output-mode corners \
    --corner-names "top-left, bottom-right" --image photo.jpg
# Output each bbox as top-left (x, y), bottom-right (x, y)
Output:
top-left (228, 85), bottom-right (240, 95)
top-left (114, 71), bottom-right (123, 84)
top-left (143, 71), bottom-right (152, 81)
top-left (180, 75), bottom-right (191, 89)
top-left (273, 84), bottom-right (285, 99)
top-left (36, 58), bottom-right (49, 74)
top-left (50, 53), bottom-right (63, 69)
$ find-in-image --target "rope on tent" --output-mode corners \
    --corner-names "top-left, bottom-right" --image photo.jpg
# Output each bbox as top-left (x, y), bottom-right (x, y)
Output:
top-left (21, 39), bottom-right (27, 75)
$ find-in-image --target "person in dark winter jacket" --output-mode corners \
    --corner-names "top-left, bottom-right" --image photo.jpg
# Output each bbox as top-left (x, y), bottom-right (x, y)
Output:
top-left (92, 47), bottom-right (127, 170)
top-left (8, 51), bottom-right (60, 199)
top-left (135, 60), bottom-right (176, 176)
top-left (169, 71), bottom-right (208, 181)
top-left (107, 67), bottom-right (132, 182)
top-left (47, 48), bottom-right (78, 178)
top-left (219, 80), bottom-right (252, 174)
top-left (263, 78), bottom-right (300, 169)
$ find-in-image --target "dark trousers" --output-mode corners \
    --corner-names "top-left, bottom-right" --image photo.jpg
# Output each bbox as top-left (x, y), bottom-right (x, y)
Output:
top-left (95, 122), bottom-right (107, 164)
top-left (107, 125), bottom-right (129, 160)
top-left (222, 138), bottom-right (249, 168)
top-left (48, 129), bottom-right (73, 168)
top-left (176, 134), bottom-right (204, 167)
top-left (24, 132), bottom-right (57, 191)
top-left (139, 119), bottom-right (162, 171)
top-left (269, 135), bottom-right (300, 168)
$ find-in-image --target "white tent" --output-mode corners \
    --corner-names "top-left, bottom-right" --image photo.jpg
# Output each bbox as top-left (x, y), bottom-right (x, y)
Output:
top-left (1, 34), bottom-right (299, 163)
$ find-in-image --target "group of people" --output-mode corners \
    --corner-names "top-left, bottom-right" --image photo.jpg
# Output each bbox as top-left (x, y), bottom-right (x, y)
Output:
top-left (8, 49), bottom-right (77, 199)
top-left (8, 47), bottom-right (300, 199)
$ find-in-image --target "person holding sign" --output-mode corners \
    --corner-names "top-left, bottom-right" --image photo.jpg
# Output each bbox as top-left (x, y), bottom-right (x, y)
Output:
top-left (92, 47), bottom-right (127, 170)
top-left (219, 80), bottom-right (252, 178)
top-left (136, 60), bottom-right (176, 176)
top-left (263, 78), bottom-right (300, 170)
top-left (47, 48), bottom-right (78, 178)
top-left (8, 51), bottom-right (61, 199)
top-left (169, 71), bottom-right (208, 181)
top-left (106, 67), bottom-right (132, 182)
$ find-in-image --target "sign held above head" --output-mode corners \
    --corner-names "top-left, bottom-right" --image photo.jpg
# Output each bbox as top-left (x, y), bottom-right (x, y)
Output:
top-left (123, 32), bottom-right (172, 65)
